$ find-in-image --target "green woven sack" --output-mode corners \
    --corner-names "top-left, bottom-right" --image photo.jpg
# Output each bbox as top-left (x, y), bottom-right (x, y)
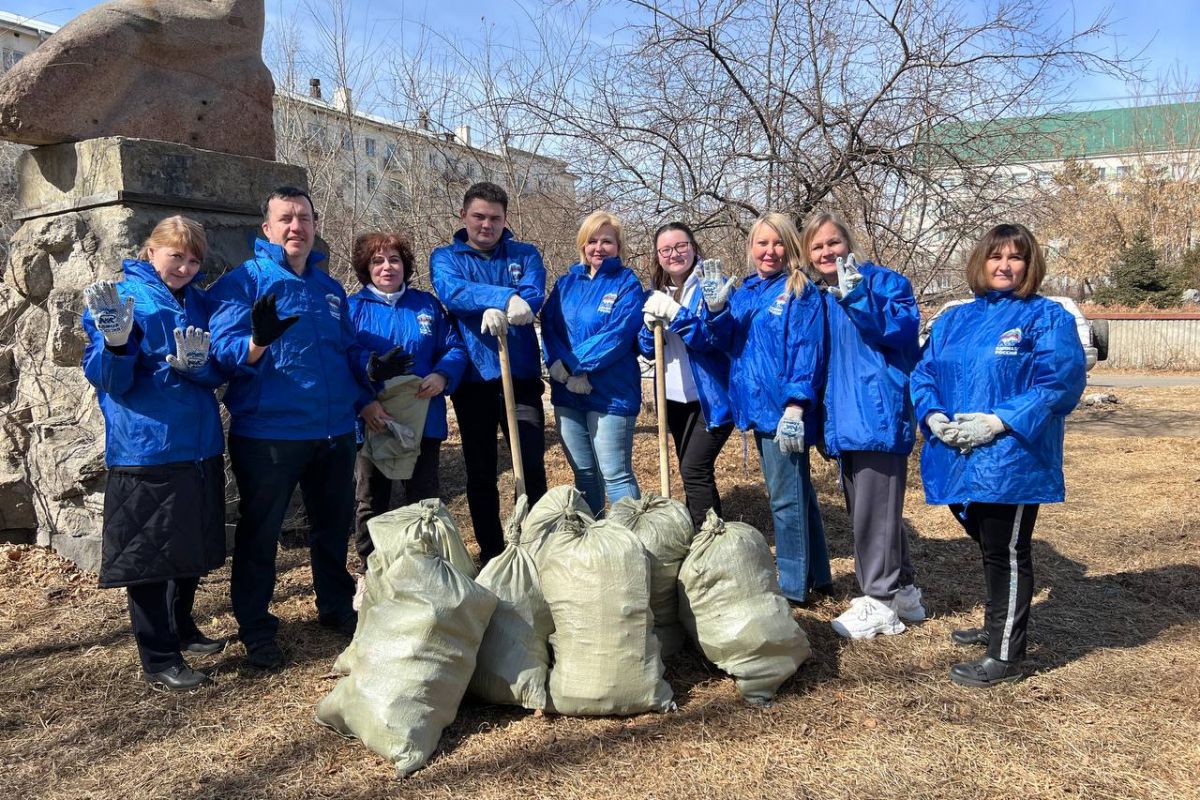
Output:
top-left (678, 510), bottom-right (811, 704)
top-left (609, 494), bottom-right (695, 658)
top-left (539, 515), bottom-right (674, 716)
top-left (334, 498), bottom-right (476, 675)
top-left (518, 485), bottom-right (594, 561)
top-left (315, 532), bottom-right (498, 776)
top-left (469, 496), bottom-right (554, 710)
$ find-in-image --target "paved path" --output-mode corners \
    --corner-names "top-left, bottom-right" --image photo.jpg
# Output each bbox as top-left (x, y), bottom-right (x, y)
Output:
top-left (1088, 373), bottom-right (1200, 388)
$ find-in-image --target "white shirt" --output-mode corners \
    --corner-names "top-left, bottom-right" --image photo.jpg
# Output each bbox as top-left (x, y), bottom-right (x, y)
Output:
top-left (663, 268), bottom-right (700, 403)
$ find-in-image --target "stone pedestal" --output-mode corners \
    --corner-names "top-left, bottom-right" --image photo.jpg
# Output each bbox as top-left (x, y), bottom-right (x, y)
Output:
top-left (0, 136), bottom-right (307, 570)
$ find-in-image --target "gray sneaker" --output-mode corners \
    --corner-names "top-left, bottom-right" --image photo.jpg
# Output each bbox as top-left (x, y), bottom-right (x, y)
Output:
top-left (893, 585), bottom-right (927, 622)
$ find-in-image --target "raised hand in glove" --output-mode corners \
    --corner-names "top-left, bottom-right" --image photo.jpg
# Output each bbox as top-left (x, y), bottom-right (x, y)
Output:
top-left (506, 294), bottom-right (534, 326)
top-left (83, 281), bottom-right (135, 347)
top-left (925, 412), bottom-right (959, 445)
top-left (827, 254), bottom-right (864, 299)
top-left (480, 308), bottom-right (509, 337)
top-left (775, 405), bottom-right (805, 454)
top-left (953, 412), bottom-right (1006, 449)
top-left (548, 359), bottom-right (570, 384)
top-left (699, 259), bottom-right (736, 313)
top-left (367, 346), bottom-right (415, 382)
top-left (566, 373), bottom-right (593, 395)
top-left (166, 326), bottom-right (211, 372)
top-left (642, 290), bottom-right (682, 325)
top-left (251, 294), bottom-right (299, 347)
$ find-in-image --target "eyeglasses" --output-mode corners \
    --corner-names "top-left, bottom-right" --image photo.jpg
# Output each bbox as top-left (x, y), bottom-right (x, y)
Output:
top-left (656, 242), bottom-right (693, 257)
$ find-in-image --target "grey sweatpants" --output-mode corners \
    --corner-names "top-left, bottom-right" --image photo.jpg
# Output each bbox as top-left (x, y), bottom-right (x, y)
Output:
top-left (841, 450), bottom-right (914, 599)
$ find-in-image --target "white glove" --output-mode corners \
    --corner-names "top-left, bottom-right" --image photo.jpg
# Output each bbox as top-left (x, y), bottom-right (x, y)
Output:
top-left (548, 359), bottom-right (570, 384)
top-left (925, 412), bottom-right (958, 445)
top-left (642, 291), bottom-right (682, 325)
top-left (384, 419), bottom-right (418, 449)
top-left (566, 373), bottom-right (593, 394)
top-left (165, 326), bottom-right (211, 373)
top-left (826, 254), bottom-right (863, 300)
top-left (953, 412), bottom-right (1006, 449)
top-left (699, 259), bottom-right (736, 313)
top-left (480, 308), bottom-right (509, 337)
top-left (83, 281), bottom-right (135, 347)
top-left (775, 405), bottom-right (805, 454)
top-left (506, 294), bottom-right (534, 326)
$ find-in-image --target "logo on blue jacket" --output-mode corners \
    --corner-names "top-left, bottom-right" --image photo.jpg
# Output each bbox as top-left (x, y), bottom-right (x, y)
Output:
top-left (508, 262), bottom-right (524, 285)
top-left (769, 292), bottom-right (788, 316)
top-left (995, 327), bottom-right (1022, 355)
top-left (597, 292), bottom-right (618, 314)
top-left (326, 293), bottom-right (342, 320)
top-left (417, 311), bottom-right (434, 336)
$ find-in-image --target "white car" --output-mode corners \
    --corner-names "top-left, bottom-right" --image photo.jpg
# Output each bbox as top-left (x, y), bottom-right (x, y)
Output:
top-left (920, 296), bottom-right (1098, 371)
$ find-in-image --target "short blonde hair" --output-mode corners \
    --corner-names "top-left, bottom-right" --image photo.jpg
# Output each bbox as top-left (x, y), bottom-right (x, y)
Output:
top-left (575, 210), bottom-right (625, 265)
top-left (745, 212), bottom-right (810, 296)
top-left (138, 215), bottom-right (207, 262)
top-left (965, 223), bottom-right (1045, 298)
top-left (799, 211), bottom-right (860, 272)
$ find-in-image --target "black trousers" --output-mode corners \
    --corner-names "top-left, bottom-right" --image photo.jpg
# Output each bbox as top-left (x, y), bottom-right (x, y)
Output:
top-left (665, 400), bottom-right (733, 527)
top-left (353, 437), bottom-right (441, 570)
top-left (452, 377), bottom-right (547, 563)
top-left (950, 502), bottom-right (1040, 662)
top-left (127, 577), bottom-right (201, 673)
top-left (228, 433), bottom-right (357, 649)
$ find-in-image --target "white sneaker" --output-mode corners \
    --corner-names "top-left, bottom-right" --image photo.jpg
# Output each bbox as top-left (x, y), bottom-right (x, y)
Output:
top-left (831, 596), bottom-right (906, 639)
top-left (893, 585), bottom-right (927, 622)
top-left (352, 573), bottom-right (367, 612)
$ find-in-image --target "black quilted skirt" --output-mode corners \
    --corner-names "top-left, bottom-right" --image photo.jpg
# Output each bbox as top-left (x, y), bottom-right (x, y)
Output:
top-left (99, 455), bottom-right (227, 588)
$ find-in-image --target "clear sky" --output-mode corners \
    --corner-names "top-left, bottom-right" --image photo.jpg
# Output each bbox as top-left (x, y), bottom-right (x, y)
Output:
top-left (5, 0), bottom-right (1199, 109)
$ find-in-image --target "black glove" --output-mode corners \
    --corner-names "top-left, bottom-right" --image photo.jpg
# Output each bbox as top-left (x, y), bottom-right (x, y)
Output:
top-left (367, 346), bottom-right (415, 382)
top-left (251, 294), bottom-right (300, 347)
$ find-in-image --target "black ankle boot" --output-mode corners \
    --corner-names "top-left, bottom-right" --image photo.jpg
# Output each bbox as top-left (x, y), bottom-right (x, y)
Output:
top-left (950, 627), bottom-right (989, 647)
top-left (949, 655), bottom-right (1022, 688)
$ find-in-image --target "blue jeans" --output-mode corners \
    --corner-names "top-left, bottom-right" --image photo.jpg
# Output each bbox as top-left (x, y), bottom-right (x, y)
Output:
top-left (755, 432), bottom-right (831, 602)
top-left (555, 406), bottom-right (640, 515)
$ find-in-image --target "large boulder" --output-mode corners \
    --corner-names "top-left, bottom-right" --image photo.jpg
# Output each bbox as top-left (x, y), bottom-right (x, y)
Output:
top-left (0, 0), bottom-right (275, 160)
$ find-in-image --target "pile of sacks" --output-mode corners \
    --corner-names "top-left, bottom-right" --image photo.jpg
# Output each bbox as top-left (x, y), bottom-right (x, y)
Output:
top-left (315, 492), bottom-right (811, 776)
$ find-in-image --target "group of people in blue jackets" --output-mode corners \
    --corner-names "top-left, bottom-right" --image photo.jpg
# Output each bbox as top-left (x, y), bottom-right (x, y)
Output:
top-left (81, 179), bottom-right (1085, 694)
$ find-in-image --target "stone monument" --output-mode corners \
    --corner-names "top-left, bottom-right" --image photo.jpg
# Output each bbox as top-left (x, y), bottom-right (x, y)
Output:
top-left (0, 1), bottom-right (306, 569)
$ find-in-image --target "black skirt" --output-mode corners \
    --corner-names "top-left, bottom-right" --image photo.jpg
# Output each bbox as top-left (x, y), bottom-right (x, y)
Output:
top-left (99, 455), bottom-right (227, 588)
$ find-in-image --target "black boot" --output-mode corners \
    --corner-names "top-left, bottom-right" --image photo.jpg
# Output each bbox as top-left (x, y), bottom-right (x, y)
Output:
top-left (949, 655), bottom-right (1022, 688)
top-left (144, 663), bottom-right (212, 690)
top-left (950, 627), bottom-right (989, 647)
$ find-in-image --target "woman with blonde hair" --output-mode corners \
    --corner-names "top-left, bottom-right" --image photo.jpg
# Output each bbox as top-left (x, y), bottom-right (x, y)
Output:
top-left (912, 223), bottom-right (1085, 687)
top-left (81, 215), bottom-right (227, 690)
top-left (802, 211), bottom-right (926, 639)
top-left (698, 212), bottom-right (831, 602)
top-left (540, 210), bottom-right (646, 514)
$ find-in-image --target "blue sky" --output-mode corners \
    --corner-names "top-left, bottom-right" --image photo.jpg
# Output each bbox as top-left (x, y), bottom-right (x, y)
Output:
top-left (6, 0), bottom-right (1199, 108)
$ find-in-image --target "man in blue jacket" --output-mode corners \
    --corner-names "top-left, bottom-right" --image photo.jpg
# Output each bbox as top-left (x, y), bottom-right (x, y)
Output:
top-left (207, 187), bottom-right (410, 670)
top-left (430, 182), bottom-right (547, 563)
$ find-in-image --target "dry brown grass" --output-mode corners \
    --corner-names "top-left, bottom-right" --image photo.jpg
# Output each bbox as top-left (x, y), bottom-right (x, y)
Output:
top-left (2, 387), bottom-right (1199, 800)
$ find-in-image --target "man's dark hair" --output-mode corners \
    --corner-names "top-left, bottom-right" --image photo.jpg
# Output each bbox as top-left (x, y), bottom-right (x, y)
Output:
top-left (263, 186), bottom-right (319, 221)
top-left (462, 182), bottom-right (508, 213)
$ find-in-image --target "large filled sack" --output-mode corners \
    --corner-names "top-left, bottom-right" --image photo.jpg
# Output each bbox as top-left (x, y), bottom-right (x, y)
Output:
top-left (315, 531), bottom-right (498, 776)
top-left (469, 496), bottom-right (554, 710)
top-left (609, 494), bottom-right (695, 658)
top-left (539, 513), bottom-right (674, 716)
top-left (678, 510), bottom-right (811, 705)
top-left (334, 498), bottom-right (476, 675)
top-left (518, 485), bottom-right (594, 561)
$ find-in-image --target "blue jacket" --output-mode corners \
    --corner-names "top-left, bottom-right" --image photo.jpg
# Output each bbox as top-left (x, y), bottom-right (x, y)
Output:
top-left (347, 286), bottom-right (469, 440)
top-left (541, 257), bottom-right (645, 415)
top-left (81, 259), bottom-right (224, 467)
top-left (637, 279), bottom-right (733, 429)
top-left (206, 240), bottom-right (373, 440)
top-left (430, 228), bottom-right (546, 383)
top-left (701, 271), bottom-right (826, 442)
top-left (820, 263), bottom-right (921, 456)
top-left (911, 292), bottom-right (1086, 505)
